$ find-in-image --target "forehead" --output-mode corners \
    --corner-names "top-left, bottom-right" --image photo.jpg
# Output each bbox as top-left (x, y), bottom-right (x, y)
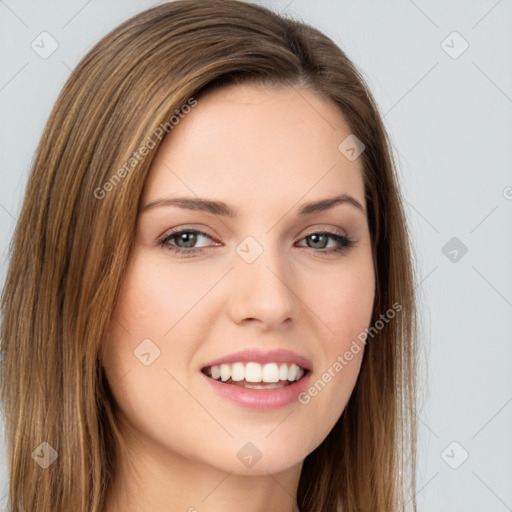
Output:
top-left (142, 83), bottom-right (365, 213)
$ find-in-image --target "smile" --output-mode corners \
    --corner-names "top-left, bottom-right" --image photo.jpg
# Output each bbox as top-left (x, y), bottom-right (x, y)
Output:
top-left (202, 362), bottom-right (307, 389)
top-left (200, 348), bottom-right (313, 409)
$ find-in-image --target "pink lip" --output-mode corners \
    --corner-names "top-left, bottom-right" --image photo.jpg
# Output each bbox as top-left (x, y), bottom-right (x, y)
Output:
top-left (201, 348), bottom-right (313, 371)
top-left (200, 371), bottom-right (312, 410)
top-left (200, 348), bottom-right (313, 410)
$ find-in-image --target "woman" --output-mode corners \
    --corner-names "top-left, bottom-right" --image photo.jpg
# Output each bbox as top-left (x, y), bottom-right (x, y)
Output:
top-left (0, 1), bottom-right (419, 511)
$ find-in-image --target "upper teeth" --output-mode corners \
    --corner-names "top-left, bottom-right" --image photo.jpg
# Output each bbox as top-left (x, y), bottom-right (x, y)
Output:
top-left (206, 362), bottom-right (305, 383)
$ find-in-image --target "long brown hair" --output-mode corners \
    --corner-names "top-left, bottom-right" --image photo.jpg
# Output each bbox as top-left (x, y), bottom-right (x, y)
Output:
top-left (0, 1), bottom-right (418, 510)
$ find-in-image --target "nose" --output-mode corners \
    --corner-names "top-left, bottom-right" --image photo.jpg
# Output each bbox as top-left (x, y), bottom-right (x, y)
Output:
top-left (228, 242), bottom-right (300, 330)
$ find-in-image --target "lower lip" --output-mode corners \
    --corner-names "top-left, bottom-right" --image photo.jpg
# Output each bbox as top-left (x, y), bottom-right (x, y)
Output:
top-left (200, 371), bottom-right (311, 410)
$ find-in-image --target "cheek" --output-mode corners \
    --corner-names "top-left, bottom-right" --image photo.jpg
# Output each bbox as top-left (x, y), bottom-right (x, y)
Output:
top-left (100, 256), bottom-right (209, 446)
top-left (110, 254), bottom-right (213, 340)
top-left (102, 251), bottom-right (219, 394)
top-left (296, 255), bottom-right (374, 414)
top-left (101, 256), bottom-right (177, 388)
top-left (308, 257), bottom-right (375, 346)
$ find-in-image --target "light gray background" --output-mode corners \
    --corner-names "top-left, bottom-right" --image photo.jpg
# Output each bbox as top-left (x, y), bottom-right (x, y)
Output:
top-left (1, 1), bottom-right (511, 511)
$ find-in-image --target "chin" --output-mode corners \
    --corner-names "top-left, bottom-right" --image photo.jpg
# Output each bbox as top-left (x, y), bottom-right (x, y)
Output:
top-left (195, 434), bottom-right (314, 476)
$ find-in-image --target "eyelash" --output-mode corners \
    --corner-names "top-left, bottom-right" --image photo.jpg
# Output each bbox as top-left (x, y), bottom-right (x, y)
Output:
top-left (158, 228), bottom-right (355, 258)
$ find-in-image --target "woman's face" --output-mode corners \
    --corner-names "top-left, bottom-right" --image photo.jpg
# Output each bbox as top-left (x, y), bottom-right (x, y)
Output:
top-left (102, 83), bottom-right (375, 476)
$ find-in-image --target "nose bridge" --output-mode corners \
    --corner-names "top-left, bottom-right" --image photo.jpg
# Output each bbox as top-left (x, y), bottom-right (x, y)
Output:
top-left (229, 234), bottom-right (298, 326)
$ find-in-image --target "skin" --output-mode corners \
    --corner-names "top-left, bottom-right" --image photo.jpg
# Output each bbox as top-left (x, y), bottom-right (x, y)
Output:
top-left (101, 82), bottom-right (375, 512)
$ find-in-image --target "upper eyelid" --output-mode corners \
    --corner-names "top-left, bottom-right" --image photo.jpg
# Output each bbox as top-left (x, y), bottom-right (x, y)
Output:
top-left (162, 225), bottom-right (348, 236)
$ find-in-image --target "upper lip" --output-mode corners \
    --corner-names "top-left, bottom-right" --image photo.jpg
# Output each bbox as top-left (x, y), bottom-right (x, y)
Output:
top-left (201, 348), bottom-right (313, 372)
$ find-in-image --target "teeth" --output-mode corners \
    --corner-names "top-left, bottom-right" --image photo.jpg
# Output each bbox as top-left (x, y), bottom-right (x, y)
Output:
top-left (243, 382), bottom-right (287, 389)
top-left (211, 365), bottom-right (221, 380)
top-left (262, 363), bottom-right (279, 383)
top-left (232, 362), bottom-right (245, 381)
top-left (287, 363), bottom-right (298, 381)
top-left (220, 363), bottom-right (230, 382)
top-left (245, 362), bottom-right (262, 382)
top-left (205, 362), bottom-right (306, 383)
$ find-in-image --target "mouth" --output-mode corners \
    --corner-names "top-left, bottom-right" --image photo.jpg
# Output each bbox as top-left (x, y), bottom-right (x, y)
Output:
top-left (201, 362), bottom-right (310, 390)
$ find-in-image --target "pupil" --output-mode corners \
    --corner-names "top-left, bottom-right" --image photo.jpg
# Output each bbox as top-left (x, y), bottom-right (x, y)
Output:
top-left (309, 234), bottom-right (327, 249)
top-left (178, 232), bottom-right (197, 248)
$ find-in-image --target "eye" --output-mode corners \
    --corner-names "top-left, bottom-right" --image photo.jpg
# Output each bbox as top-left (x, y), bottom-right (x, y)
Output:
top-left (159, 228), bottom-right (218, 257)
top-left (296, 231), bottom-right (355, 254)
top-left (158, 228), bottom-right (356, 258)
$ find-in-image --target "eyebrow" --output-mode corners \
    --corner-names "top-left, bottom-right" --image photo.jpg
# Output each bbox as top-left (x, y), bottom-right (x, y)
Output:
top-left (142, 193), bottom-right (366, 217)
